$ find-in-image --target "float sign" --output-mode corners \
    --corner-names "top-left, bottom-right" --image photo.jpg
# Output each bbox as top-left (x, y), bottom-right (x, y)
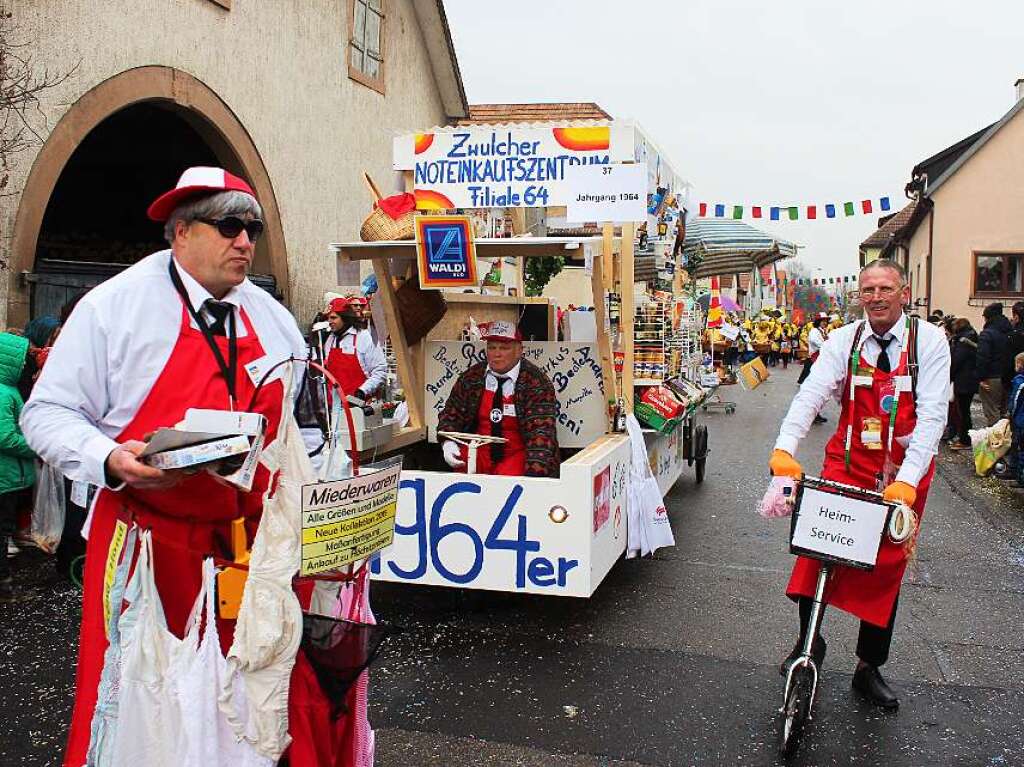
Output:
top-left (300, 463), bottom-right (402, 575)
top-left (790, 487), bottom-right (888, 568)
top-left (415, 215), bottom-right (478, 288)
top-left (565, 163), bottom-right (647, 224)
top-left (393, 124), bottom-right (637, 210)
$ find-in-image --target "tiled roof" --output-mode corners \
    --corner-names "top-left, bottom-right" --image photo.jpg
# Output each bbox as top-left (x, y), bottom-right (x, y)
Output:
top-left (457, 102), bottom-right (612, 124)
top-left (859, 199), bottom-right (919, 249)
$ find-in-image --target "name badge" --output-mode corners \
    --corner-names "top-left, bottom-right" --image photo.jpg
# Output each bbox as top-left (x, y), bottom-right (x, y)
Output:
top-left (244, 355), bottom-right (278, 388)
top-left (861, 416), bottom-right (883, 449)
top-left (894, 375), bottom-right (913, 393)
top-left (852, 375), bottom-right (874, 388)
top-left (503, 403), bottom-right (516, 417)
top-left (71, 480), bottom-right (90, 508)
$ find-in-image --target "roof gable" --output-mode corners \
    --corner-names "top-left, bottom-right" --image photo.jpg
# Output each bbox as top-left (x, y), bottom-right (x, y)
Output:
top-left (859, 200), bottom-right (919, 249)
top-left (457, 102), bottom-right (612, 124)
top-left (917, 97), bottom-right (1024, 197)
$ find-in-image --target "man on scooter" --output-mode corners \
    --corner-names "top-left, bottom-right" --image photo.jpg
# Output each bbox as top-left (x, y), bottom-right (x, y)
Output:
top-left (768, 259), bottom-right (950, 710)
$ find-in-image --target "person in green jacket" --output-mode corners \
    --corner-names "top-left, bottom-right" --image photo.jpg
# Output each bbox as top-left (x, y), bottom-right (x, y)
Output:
top-left (0, 332), bottom-right (37, 601)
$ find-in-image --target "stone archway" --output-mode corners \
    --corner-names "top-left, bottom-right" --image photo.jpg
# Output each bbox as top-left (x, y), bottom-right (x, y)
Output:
top-left (9, 66), bottom-right (288, 325)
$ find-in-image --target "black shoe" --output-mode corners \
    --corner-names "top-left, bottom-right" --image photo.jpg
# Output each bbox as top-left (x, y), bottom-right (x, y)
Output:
top-left (813, 414), bottom-right (828, 424)
top-left (780, 634), bottom-right (826, 676)
top-left (852, 664), bottom-right (899, 709)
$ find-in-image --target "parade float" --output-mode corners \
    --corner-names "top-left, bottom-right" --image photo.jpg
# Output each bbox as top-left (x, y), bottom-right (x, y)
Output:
top-left (329, 120), bottom-right (713, 597)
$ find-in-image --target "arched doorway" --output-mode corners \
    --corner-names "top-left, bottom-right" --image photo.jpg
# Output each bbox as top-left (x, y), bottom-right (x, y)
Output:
top-left (10, 66), bottom-right (288, 325)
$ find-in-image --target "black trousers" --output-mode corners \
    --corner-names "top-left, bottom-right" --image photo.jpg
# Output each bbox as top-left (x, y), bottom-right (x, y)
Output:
top-left (0, 492), bottom-right (17, 583)
top-left (955, 392), bottom-right (975, 445)
top-left (797, 358), bottom-right (814, 385)
top-left (797, 593), bottom-right (900, 668)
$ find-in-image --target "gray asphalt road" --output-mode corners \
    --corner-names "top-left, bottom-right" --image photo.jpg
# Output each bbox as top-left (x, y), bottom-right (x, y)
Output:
top-left (3, 364), bottom-right (1023, 766)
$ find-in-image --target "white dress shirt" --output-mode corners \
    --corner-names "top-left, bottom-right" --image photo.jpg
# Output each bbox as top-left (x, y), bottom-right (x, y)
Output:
top-left (484, 360), bottom-right (521, 397)
top-left (807, 327), bottom-right (826, 356)
top-left (775, 314), bottom-right (950, 486)
top-left (21, 250), bottom-right (307, 489)
top-left (323, 326), bottom-right (387, 396)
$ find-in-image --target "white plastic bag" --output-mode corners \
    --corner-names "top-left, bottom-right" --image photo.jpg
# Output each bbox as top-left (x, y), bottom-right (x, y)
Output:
top-left (757, 476), bottom-right (796, 519)
top-left (624, 414), bottom-right (676, 557)
top-left (110, 530), bottom-right (183, 767)
top-left (172, 558), bottom-right (273, 767)
top-left (31, 462), bottom-right (66, 553)
top-left (221, 381), bottom-right (306, 760)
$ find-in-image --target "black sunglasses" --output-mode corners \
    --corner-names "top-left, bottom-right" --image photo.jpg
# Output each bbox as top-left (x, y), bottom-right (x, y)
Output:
top-left (196, 216), bottom-right (264, 243)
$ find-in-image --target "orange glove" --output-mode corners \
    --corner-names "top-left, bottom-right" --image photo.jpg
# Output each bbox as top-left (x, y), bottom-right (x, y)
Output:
top-left (769, 449), bottom-right (803, 479)
top-left (883, 481), bottom-right (917, 508)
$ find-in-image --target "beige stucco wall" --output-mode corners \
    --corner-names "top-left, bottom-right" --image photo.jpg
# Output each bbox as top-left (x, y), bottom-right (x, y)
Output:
top-left (922, 106), bottom-right (1024, 327)
top-left (0, 0), bottom-right (450, 326)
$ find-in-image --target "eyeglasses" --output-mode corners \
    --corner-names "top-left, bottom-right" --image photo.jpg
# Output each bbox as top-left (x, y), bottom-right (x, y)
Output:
top-left (196, 216), bottom-right (264, 243)
top-left (860, 286), bottom-right (902, 298)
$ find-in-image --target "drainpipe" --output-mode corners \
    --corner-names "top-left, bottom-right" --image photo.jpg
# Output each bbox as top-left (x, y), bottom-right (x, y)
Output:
top-left (925, 200), bottom-right (934, 316)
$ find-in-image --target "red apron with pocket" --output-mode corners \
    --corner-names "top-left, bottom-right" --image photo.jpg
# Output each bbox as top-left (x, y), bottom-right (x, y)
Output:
top-left (469, 383), bottom-right (526, 476)
top-left (325, 334), bottom-right (368, 400)
top-left (786, 329), bottom-right (933, 628)
top-left (64, 299), bottom-right (346, 767)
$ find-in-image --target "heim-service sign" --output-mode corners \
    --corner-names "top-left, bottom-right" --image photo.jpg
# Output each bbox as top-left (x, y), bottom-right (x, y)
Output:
top-left (790, 487), bottom-right (889, 568)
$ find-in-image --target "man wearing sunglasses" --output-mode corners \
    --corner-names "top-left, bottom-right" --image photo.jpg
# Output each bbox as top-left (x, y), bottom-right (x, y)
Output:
top-left (19, 166), bottom-right (339, 766)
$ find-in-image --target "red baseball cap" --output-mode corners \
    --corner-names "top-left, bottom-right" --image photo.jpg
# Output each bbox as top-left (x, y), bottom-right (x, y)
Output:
top-left (328, 296), bottom-right (368, 314)
top-left (147, 166), bottom-right (257, 222)
top-left (480, 320), bottom-right (522, 341)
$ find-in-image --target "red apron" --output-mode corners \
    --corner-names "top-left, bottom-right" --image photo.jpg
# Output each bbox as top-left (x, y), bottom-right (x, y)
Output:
top-left (471, 383), bottom-right (526, 476)
top-left (325, 333), bottom-right (368, 400)
top-left (64, 301), bottom-right (344, 767)
top-left (786, 330), bottom-right (933, 628)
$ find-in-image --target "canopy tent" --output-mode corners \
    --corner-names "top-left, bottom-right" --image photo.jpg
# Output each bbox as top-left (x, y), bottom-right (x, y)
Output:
top-left (682, 218), bottom-right (798, 278)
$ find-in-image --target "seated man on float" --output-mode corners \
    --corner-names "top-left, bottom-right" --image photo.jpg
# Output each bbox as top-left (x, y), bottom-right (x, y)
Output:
top-left (323, 295), bottom-right (386, 401)
top-left (438, 320), bottom-right (559, 477)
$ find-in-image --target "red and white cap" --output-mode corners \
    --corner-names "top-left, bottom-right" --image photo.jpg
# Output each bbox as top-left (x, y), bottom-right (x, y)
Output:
top-left (480, 320), bottom-right (521, 341)
top-left (328, 295), bottom-right (368, 315)
top-left (147, 166), bottom-right (257, 222)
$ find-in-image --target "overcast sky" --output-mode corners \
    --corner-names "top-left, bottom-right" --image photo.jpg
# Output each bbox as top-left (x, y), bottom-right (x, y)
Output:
top-left (443, 0), bottom-right (1024, 278)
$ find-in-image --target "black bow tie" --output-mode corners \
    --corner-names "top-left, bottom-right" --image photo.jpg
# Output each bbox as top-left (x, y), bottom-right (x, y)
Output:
top-left (204, 299), bottom-right (233, 336)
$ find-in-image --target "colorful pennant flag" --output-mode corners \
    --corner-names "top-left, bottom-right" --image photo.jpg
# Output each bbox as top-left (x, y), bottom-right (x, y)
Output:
top-left (694, 196), bottom-right (899, 222)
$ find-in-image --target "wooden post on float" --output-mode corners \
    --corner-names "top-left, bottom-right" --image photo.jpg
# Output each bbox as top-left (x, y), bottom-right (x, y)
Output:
top-left (620, 221), bottom-right (636, 411)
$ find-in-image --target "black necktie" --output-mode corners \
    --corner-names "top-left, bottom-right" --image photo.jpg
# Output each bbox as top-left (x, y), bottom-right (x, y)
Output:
top-left (874, 336), bottom-right (892, 373)
top-left (204, 300), bottom-right (232, 337)
top-left (489, 376), bottom-right (509, 463)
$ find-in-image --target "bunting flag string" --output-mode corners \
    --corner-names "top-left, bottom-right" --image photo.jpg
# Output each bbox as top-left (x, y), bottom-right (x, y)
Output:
top-left (696, 196), bottom-right (893, 220)
top-left (762, 274), bottom-right (862, 287)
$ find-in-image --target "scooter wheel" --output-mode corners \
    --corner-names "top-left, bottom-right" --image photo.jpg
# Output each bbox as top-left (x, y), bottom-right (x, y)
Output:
top-left (778, 665), bottom-right (814, 758)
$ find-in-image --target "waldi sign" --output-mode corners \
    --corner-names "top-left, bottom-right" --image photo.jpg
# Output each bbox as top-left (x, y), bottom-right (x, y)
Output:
top-left (414, 214), bottom-right (479, 289)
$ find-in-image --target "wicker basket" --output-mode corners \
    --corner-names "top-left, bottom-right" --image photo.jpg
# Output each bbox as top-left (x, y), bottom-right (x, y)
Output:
top-left (359, 172), bottom-right (416, 242)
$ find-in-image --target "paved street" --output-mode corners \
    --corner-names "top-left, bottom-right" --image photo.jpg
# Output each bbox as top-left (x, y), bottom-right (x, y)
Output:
top-left (3, 365), bottom-right (1024, 766)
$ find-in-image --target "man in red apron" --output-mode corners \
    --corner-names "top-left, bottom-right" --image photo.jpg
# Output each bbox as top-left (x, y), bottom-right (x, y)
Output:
top-left (438, 320), bottom-right (559, 477)
top-left (322, 295), bottom-right (386, 402)
top-left (21, 167), bottom-right (341, 765)
top-left (769, 259), bottom-right (950, 710)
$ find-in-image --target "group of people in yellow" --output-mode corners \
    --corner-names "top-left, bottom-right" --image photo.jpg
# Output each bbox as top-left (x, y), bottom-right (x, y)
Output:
top-left (706, 312), bottom-right (846, 370)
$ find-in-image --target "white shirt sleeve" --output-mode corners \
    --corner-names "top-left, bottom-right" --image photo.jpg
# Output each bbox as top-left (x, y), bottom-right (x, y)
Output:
top-left (774, 327), bottom-right (850, 457)
top-left (356, 330), bottom-right (387, 396)
top-left (895, 325), bottom-right (950, 486)
top-left (21, 300), bottom-right (120, 488)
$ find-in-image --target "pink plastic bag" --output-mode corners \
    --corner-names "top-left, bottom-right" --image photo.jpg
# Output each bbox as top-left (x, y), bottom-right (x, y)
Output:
top-left (757, 476), bottom-right (796, 518)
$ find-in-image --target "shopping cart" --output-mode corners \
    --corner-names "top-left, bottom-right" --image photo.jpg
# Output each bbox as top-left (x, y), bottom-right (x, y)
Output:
top-left (777, 475), bottom-right (897, 758)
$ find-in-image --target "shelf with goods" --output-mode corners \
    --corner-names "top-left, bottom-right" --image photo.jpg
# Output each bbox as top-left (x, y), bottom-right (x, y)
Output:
top-left (632, 294), bottom-right (673, 386)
